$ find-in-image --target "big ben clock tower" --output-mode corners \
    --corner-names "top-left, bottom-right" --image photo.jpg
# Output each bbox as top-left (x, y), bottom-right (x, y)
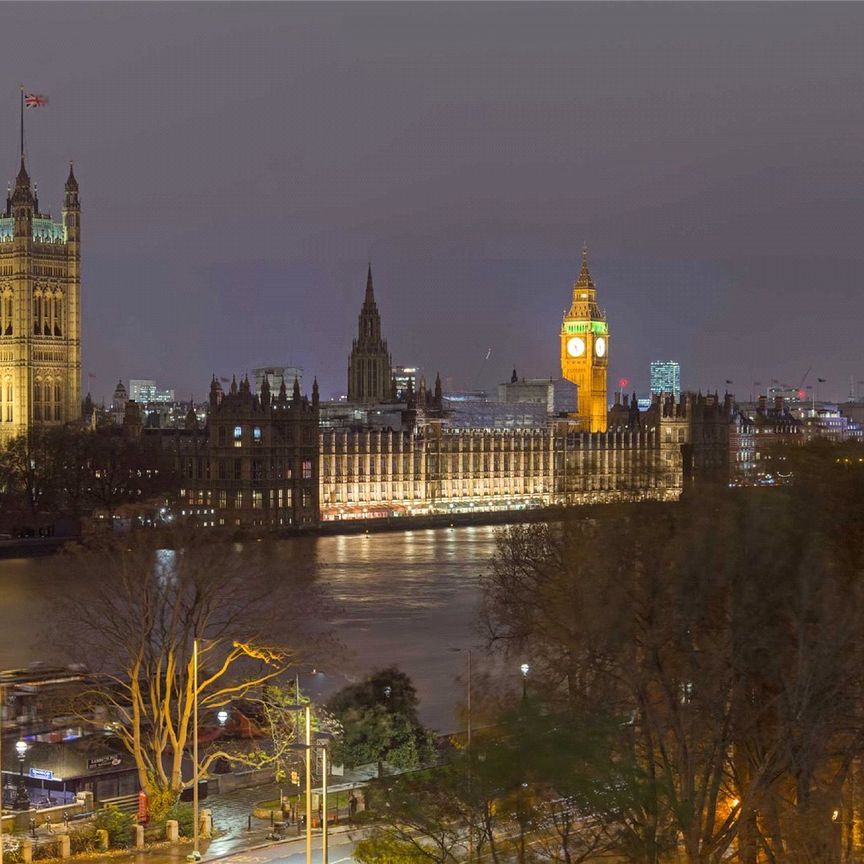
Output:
top-left (560, 246), bottom-right (608, 432)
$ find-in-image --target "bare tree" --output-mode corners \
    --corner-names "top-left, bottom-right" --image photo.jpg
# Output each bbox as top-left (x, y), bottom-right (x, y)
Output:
top-left (481, 443), bottom-right (864, 864)
top-left (58, 532), bottom-right (321, 803)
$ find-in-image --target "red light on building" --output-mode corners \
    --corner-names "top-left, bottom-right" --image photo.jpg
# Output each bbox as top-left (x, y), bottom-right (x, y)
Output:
top-left (619, 378), bottom-right (629, 390)
top-left (797, 389), bottom-right (806, 399)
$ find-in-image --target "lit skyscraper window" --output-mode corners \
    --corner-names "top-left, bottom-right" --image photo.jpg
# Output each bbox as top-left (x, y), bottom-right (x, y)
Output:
top-left (650, 361), bottom-right (681, 399)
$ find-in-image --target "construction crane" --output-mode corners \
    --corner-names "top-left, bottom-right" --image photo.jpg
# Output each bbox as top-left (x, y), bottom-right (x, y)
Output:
top-left (794, 366), bottom-right (812, 400)
top-left (472, 347), bottom-right (492, 393)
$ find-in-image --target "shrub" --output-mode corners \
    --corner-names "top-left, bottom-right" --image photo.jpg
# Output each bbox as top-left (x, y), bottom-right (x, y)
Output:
top-left (166, 802), bottom-right (195, 838)
top-left (94, 805), bottom-right (135, 848)
top-left (146, 787), bottom-right (178, 826)
top-left (69, 825), bottom-right (98, 855)
top-left (2, 834), bottom-right (22, 864)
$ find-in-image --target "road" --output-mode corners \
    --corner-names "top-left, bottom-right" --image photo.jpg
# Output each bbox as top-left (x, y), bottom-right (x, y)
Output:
top-left (70, 826), bottom-right (364, 864)
top-left (214, 830), bottom-right (360, 864)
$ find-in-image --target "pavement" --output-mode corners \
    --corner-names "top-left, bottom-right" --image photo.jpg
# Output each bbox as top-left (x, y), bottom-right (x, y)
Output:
top-left (67, 823), bottom-right (363, 864)
top-left (67, 782), bottom-right (363, 864)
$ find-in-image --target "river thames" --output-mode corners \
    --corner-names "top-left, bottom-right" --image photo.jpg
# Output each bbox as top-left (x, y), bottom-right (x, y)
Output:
top-left (0, 525), bottom-right (503, 731)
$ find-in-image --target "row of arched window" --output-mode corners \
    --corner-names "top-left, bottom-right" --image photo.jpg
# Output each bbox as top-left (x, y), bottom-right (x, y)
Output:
top-left (0, 291), bottom-right (67, 337)
top-left (3, 379), bottom-right (12, 422)
top-left (1, 293), bottom-right (11, 336)
top-left (34, 381), bottom-right (63, 421)
top-left (33, 292), bottom-right (63, 337)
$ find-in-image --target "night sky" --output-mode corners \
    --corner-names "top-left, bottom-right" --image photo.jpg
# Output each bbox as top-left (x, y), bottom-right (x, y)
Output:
top-left (4, 3), bottom-right (863, 403)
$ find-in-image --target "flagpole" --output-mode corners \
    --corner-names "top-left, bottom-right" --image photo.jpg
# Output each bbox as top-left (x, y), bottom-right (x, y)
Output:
top-left (19, 86), bottom-right (24, 160)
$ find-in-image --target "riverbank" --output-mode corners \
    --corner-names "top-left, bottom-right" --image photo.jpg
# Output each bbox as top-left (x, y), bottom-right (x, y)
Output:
top-left (0, 505), bottom-right (561, 558)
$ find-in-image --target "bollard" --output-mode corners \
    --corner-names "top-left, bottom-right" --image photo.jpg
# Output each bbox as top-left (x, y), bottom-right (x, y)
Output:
top-left (270, 809), bottom-right (274, 827)
top-left (247, 814), bottom-right (252, 831)
top-left (200, 810), bottom-right (212, 840)
top-left (166, 819), bottom-right (179, 842)
top-left (21, 838), bottom-right (33, 864)
top-left (96, 829), bottom-right (109, 851)
top-left (58, 835), bottom-right (71, 859)
top-left (134, 824), bottom-right (145, 850)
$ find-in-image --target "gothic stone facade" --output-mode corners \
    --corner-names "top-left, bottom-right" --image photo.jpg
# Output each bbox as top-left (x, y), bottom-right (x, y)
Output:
top-left (319, 416), bottom-right (685, 521)
top-left (177, 376), bottom-right (320, 529)
top-left (0, 159), bottom-right (81, 441)
top-left (347, 265), bottom-right (392, 403)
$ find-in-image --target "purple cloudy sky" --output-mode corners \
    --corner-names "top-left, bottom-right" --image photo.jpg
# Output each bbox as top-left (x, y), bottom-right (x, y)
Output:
top-left (4, 2), bottom-right (863, 402)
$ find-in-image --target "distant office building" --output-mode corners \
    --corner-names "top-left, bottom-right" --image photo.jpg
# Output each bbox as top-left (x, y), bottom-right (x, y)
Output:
top-left (444, 390), bottom-right (489, 403)
top-left (650, 361), bottom-right (681, 399)
top-left (497, 372), bottom-right (577, 415)
top-left (129, 379), bottom-right (175, 403)
top-left (253, 366), bottom-right (303, 395)
top-left (443, 398), bottom-right (549, 429)
top-left (392, 365), bottom-right (420, 400)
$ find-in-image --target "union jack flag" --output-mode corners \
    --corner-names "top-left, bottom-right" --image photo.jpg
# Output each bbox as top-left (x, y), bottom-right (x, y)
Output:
top-left (24, 93), bottom-right (48, 108)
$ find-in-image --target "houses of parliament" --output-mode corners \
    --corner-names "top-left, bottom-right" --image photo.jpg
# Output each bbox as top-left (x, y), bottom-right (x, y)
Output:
top-left (176, 255), bottom-right (717, 530)
top-left (0, 154), bottom-right (81, 441)
top-left (0, 147), bottom-right (714, 530)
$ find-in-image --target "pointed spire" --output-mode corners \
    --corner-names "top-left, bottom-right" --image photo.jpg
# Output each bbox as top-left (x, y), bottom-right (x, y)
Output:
top-left (15, 155), bottom-right (29, 187)
top-left (575, 242), bottom-right (595, 290)
top-left (65, 161), bottom-right (78, 190)
top-left (11, 154), bottom-right (33, 210)
top-left (278, 379), bottom-right (288, 404)
top-left (434, 372), bottom-right (442, 403)
top-left (292, 375), bottom-right (301, 404)
top-left (365, 262), bottom-right (375, 303)
top-left (312, 377), bottom-right (319, 408)
top-left (511, 368), bottom-right (518, 384)
top-left (230, 374), bottom-right (237, 395)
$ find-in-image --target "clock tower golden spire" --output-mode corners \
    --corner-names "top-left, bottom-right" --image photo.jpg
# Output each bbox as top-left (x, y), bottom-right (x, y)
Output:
top-left (560, 245), bottom-right (608, 431)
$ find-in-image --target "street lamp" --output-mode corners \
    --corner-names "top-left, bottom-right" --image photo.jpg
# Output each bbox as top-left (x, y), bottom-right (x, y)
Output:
top-left (316, 732), bottom-right (334, 864)
top-left (14, 740), bottom-right (29, 811)
top-left (285, 704), bottom-right (314, 864)
top-left (520, 663), bottom-right (530, 701)
top-left (450, 647), bottom-right (475, 862)
top-left (216, 709), bottom-right (229, 727)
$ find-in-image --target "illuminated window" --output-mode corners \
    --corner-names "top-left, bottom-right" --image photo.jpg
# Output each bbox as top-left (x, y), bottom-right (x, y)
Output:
top-left (253, 426), bottom-right (262, 442)
top-left (302, 460), bottom-right (312, 479)
top-left (234, 425), bottom-right (242, 439)
top-left (252, 491), bottom-right (263, 509)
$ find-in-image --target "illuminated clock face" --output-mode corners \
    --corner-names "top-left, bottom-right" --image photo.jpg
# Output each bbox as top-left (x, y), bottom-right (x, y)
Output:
top-left (566, 336), bottom-right (586, 358)
top-left (595, 336), bottom-right (607, 358)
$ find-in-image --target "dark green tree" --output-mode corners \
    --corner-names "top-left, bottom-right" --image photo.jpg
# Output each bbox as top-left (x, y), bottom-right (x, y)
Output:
top-left (328, 667), bottom-right (434, 770)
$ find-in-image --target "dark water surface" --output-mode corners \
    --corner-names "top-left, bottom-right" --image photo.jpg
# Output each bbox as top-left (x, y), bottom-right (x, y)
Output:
top-left (0, 525), bottom-right (500, 731)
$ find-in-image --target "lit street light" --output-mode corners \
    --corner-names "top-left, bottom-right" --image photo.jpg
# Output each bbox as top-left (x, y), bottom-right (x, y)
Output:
top-left (520, 663), bottom-right (530, 701)
top-left (216, 709), bottom-right (229, 726)
top-left (14, 740), bottom-right (29, 811)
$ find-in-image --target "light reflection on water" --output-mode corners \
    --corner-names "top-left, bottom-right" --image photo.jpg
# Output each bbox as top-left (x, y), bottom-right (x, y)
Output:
top-left (0, 525), bottom-right (501, 730)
